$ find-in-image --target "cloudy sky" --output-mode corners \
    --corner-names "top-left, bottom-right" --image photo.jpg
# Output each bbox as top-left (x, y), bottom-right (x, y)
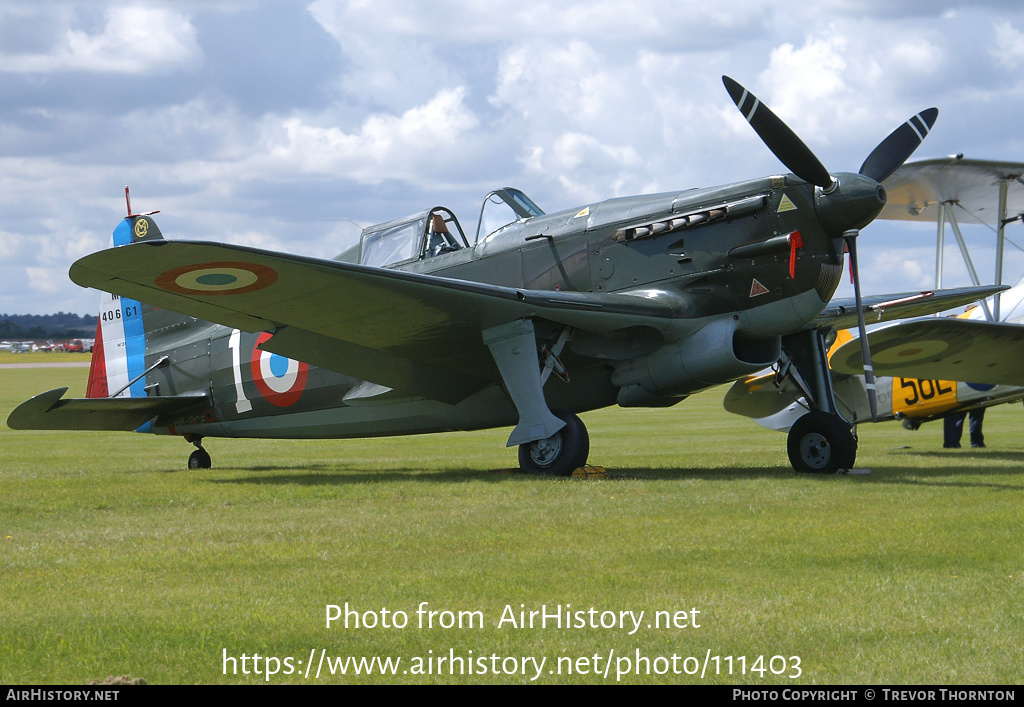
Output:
top-left (3, 0), bottom-right (1024, 316)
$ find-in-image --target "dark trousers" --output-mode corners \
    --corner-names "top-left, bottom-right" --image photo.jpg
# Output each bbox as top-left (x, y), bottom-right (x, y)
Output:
top-left (943, 409), bottom-right (985, 448)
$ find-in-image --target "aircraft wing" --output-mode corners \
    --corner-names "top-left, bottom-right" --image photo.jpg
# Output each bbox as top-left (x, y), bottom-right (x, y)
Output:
top-left (808, 285), bottom-right (1006, 332)
top-left (7, 387), bottom-right (209, 431)
top-left (879, 157), bottom-right (1024, 224)
top-left (830, 318), bottom-right (1024, 386)
top-left (70, 241), bottom-right (683, 404)
top-left (723, 370), bottom-right (802, 419)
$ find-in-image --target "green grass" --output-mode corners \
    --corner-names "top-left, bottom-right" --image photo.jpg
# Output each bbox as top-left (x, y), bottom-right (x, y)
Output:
top-left (2, 367), bottom-right (1022, 684)
top-left (0, 351), bottom-right (92, 364)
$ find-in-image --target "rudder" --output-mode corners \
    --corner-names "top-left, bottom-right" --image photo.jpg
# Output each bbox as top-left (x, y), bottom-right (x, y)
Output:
top-left (86, 213), bottom-right (164, 400)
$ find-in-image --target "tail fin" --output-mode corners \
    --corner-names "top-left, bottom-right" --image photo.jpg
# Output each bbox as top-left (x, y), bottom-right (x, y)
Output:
top-left (86, 213), bottom-right (164, 400)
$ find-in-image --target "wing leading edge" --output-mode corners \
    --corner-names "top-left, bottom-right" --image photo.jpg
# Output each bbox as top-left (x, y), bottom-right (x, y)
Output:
top-left (809, 285), bottom-right (1007, 332)
top-left (70, 241), bottom-right (684, 404)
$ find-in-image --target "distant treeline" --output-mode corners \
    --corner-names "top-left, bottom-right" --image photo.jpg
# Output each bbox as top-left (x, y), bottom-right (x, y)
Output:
top-left (0, 313), bottom-right (98, 340)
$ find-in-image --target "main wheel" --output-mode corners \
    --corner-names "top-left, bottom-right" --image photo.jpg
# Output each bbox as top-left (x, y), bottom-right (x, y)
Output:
top-left (787, 411), bottom-right (856, 474)
top-left (188, 448), bottom-right (212, 470)
top-left (518, 410), bottom-right (590, 476)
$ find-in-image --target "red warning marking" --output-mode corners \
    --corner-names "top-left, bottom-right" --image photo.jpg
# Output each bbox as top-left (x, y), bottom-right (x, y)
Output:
top-left (788, 230), bottom-right (803, 279)
top-left (750, 279), bottom-right (770, 297)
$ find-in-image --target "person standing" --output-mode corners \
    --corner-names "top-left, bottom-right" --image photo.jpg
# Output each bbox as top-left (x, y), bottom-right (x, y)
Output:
top-left (943, 408), bottom-right (985, 448)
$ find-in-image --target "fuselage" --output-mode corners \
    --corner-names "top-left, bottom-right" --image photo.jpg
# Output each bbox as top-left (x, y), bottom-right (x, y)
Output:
top-left (104, 174), bottom-right (879, 441)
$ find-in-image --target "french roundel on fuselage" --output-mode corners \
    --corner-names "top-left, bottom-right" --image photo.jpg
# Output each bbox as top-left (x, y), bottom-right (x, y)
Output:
top-left (250, 332), bottom-right (308, 407)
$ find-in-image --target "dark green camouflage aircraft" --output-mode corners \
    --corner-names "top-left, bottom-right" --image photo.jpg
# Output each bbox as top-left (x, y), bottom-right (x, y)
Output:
top-left (8, 77), bottom-right (997, 474)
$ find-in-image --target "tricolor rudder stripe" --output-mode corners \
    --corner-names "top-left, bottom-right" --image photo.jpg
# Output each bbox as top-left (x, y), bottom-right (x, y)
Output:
top-left (87, 218), bottom-right (150, 402)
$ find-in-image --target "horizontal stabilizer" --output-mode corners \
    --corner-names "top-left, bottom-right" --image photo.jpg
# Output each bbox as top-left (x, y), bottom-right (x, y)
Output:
top-left (7, 387), bottom-right (209, 431)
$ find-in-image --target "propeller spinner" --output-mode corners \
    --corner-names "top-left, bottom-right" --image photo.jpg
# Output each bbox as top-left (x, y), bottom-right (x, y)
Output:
top-left (722, 76), bottom-right (939, 423)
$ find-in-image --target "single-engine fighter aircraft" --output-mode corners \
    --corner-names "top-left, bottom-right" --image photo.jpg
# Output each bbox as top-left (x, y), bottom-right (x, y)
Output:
top-left (7, 77), bottom-right (994, 475)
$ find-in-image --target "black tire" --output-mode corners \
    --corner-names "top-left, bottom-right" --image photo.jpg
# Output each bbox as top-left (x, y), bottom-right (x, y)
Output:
top-left (518, 410), bottom-right (589, 476)
top-left (188, 448), bottom-right (212, 470)
top-left (787, 411), bottom-right (856, 474)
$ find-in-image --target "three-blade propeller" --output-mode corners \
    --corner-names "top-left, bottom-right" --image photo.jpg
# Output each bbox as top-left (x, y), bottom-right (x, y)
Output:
top-left (722, 76), bottom-right (939, 424)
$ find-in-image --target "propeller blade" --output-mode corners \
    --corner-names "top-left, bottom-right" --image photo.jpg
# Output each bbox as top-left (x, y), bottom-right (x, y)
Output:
top-left (844, 230), bottom-right (878, 423)
top-left (722, 76), bottom-right (835, 189)
top-left (858, 108), bottom-right (939, 183)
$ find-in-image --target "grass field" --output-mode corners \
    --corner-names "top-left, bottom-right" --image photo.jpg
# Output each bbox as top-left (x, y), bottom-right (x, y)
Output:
top-left (2, 365), bottom-right (1022, 684)
top-left (0, 351), bottom-right (92, 364)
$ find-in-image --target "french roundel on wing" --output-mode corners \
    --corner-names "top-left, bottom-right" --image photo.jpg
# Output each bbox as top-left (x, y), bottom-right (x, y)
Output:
top-left (250, 332), bottom-right (308, 407)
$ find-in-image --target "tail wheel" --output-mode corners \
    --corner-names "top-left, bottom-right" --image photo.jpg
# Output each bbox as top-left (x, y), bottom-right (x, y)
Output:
top-left (188, 448), bottom-right (212, 470)
top-left (518, 410), bottom-right (589, 476)
top-left (787, 411), bottom-right (857, 474)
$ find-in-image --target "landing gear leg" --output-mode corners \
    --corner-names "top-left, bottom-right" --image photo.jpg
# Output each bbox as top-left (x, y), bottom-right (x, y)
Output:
top-left (187, 438), bottom-right (212, 470)
top-left (781, 330), bottom-right (858, 474)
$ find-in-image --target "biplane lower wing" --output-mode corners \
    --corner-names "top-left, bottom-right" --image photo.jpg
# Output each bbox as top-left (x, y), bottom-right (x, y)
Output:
top-left (70, 241), bottom-right (683, 404)
top-left (830, 318), bottom-right (1024, 386)
top-left (723, 284), bottom-right (1007, 423)
top-left (7, 387), bottom-right (209, 431)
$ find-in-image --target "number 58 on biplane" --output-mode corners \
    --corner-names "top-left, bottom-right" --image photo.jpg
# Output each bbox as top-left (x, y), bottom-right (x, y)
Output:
top-left (8, 77), bottom-right (999, 475)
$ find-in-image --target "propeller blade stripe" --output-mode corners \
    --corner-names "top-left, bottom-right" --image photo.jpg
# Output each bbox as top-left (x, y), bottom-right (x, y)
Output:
top-left (908, 115), bottom-right (927, 141)
top-left (733, 88), bottom-right (761, 123)
top-left (858, 107), bottom-right (939, 183)
top-left (746, 97), bottom-right (760, 123)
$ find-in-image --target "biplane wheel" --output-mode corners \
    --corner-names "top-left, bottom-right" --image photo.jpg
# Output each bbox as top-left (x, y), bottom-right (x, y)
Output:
top-left (188, 448), bottom-right (212, 470)
top-left (787, 411), bottom-right (856, 474)
top-left (518, 410), bottom-right (589, 476)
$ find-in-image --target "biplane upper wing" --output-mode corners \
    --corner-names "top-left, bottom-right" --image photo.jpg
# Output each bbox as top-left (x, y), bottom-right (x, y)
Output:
top-left (878, 157), bottom-right (1024, 224)
top-left (70, 241), bottom-right (682, 404)
top-left (830, 317), bottom-right (1024, 387)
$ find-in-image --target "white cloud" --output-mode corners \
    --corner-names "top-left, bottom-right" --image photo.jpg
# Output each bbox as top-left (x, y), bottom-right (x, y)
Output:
top-left (308, 0), bottom-right (768, 45)
top-left (26, 267), bottom-right (63, 294)
top-left (993, 21), bottom-right (1024, 68)
top-left (0, 6), bottom-right (201, 74)
top-left (525, 132), bottom-right (643, 203)
top-left (758, 30), bottom-right (860, 145)
top-left (0, 231), bottom-right (24, 259)
top-left (257, 87), bottom-right (480, 183)
top-left (1, 1), bottom-right (1023, 317)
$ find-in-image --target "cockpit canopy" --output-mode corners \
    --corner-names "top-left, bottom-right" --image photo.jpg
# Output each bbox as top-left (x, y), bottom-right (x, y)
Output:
top-left (475, 187), bottom-right (544, 243)
top-left (356, 188), bottom-right (544, 268)
top-left (358, 207), bottom-right (467, 268)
